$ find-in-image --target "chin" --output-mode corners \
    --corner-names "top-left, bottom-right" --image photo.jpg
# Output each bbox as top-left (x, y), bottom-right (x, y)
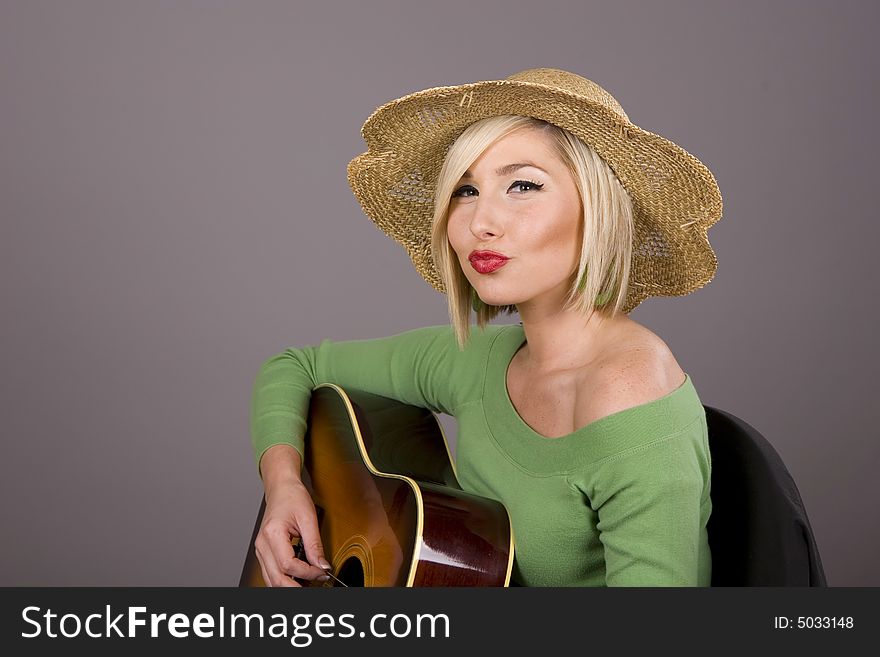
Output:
top-left (477, 293), bottom-right (522, 308)
top-left (470, 278), bottom-right (528, 307)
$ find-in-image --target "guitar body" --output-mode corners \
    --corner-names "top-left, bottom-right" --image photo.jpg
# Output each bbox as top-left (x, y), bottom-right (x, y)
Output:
top-left (240, 384), bottom-right (514, 587)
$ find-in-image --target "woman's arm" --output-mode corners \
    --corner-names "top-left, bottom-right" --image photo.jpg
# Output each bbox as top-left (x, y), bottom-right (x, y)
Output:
top-left (259, 444), bottom-right (303, 488)
top-left (590, 418), bottom-right (712, 587)
top-left (250, 323), bottom-right (495, 476)
top-left (248, 323), bottom-right (500, 586)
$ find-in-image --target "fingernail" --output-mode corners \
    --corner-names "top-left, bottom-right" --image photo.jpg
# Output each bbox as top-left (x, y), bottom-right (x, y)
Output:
top-left (317, 574), bottom-right (330, 582)
top-left (319, 559), bottom-right (331, 570)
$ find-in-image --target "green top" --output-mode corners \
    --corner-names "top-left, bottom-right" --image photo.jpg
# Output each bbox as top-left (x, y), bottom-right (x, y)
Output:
top-left (250, 322), bottom-right (712, 587)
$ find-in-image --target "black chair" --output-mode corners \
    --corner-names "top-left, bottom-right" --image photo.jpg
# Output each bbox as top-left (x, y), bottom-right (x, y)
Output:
top-left (704, 405), bottom-right (828, 586)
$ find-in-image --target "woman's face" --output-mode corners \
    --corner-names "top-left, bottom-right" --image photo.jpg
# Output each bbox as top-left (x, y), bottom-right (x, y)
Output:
top-left (446, 127), bottom-right (584, 311)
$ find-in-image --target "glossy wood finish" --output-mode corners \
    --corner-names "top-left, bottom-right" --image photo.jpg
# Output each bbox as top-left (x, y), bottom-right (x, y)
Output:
top-left (240, 384), bottom-right (513, 587)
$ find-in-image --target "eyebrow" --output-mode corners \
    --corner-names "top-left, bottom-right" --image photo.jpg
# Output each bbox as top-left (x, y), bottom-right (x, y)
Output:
top-left (460, 162), bottom-right (549, 180)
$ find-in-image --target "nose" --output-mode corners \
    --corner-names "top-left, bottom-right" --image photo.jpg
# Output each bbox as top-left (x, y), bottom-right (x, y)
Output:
top-left (468, 195), bottom-right (504, 240)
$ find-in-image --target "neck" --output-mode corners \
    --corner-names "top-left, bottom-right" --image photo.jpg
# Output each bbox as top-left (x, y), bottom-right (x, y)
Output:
top-left (515, 300), bottom-right (622, 374)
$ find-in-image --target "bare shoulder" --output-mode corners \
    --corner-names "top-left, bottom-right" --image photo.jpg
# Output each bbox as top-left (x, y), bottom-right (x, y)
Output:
top-left (576, 321), bottom-right (687, 423)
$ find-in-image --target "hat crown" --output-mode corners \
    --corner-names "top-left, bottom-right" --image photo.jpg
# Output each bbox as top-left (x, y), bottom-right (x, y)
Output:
top-left (504, 67), bottom-right (630, 123)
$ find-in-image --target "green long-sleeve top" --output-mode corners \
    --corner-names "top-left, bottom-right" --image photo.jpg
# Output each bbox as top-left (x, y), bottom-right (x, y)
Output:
top-left (250, 322), bottom-right (712, 587)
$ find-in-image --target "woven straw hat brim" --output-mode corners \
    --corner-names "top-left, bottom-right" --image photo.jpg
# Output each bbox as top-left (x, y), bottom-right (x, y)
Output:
top-left (347, 77), bottom-right (723, 314)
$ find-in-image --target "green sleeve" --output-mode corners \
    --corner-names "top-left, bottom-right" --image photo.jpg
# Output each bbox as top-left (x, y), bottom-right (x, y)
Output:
top-left (589, 421), bottom-right (711, 586)
top-left (249, 323), bottom-right (492, 478)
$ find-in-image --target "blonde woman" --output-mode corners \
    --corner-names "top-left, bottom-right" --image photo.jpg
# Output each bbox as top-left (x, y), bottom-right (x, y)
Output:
top-left (250, 68), bottom-right (722, 587)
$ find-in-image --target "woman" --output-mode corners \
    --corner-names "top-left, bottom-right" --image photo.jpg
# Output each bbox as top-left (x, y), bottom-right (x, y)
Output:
top-left (250, 68), bottom-right (722, 587)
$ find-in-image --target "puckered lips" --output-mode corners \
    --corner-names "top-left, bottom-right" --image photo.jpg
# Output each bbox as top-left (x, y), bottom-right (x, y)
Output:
top-left (468, 250), bottom-right (509, 274)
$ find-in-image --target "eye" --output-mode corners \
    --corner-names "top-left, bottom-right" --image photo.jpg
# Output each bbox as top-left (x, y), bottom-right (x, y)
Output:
top-left (510, 179), bottom-right (544, 194)
top-left (451, 180), bottom-right (544, 199)
top-left (451, 185), bottom-right (477, 198)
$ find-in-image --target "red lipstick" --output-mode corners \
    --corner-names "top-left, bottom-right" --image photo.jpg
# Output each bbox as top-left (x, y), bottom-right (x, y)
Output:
top-left (468, 250), bottom-right (509, 274)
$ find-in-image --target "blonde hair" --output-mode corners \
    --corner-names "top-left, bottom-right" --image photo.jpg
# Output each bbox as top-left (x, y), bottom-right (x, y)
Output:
top-left (430, 115), bottom-right (634, 350)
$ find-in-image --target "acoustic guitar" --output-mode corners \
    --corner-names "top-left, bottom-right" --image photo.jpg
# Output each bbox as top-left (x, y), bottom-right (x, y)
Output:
top-left (239, 384), bottom-right (514, 587)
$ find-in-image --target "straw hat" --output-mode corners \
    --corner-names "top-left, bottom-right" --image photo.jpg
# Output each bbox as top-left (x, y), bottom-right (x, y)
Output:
top-left (346, 67), bottom-right (722, 314)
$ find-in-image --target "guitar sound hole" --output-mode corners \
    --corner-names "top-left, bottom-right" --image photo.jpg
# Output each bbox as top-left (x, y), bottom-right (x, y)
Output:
top-left (335, 557), bottom-right (364, 587)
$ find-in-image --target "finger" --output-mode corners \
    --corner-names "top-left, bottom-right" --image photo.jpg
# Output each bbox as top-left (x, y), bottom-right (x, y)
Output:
top-left (261, 524), bottom-right (302, 574)
top-left (255, 543), bottom-right (300, 587)
top-left (257, 526), bottom-right (304, 586)
top-left (267, 529), bottom-right (324, 581)
top-left (277, 550), bottom-right (323, 582)
top-left (296, 508), bottom-right (331, 573)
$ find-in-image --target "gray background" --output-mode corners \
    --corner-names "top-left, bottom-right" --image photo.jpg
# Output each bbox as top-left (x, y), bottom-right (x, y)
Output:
top-left (1, 0), bottom-right (877, 586)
